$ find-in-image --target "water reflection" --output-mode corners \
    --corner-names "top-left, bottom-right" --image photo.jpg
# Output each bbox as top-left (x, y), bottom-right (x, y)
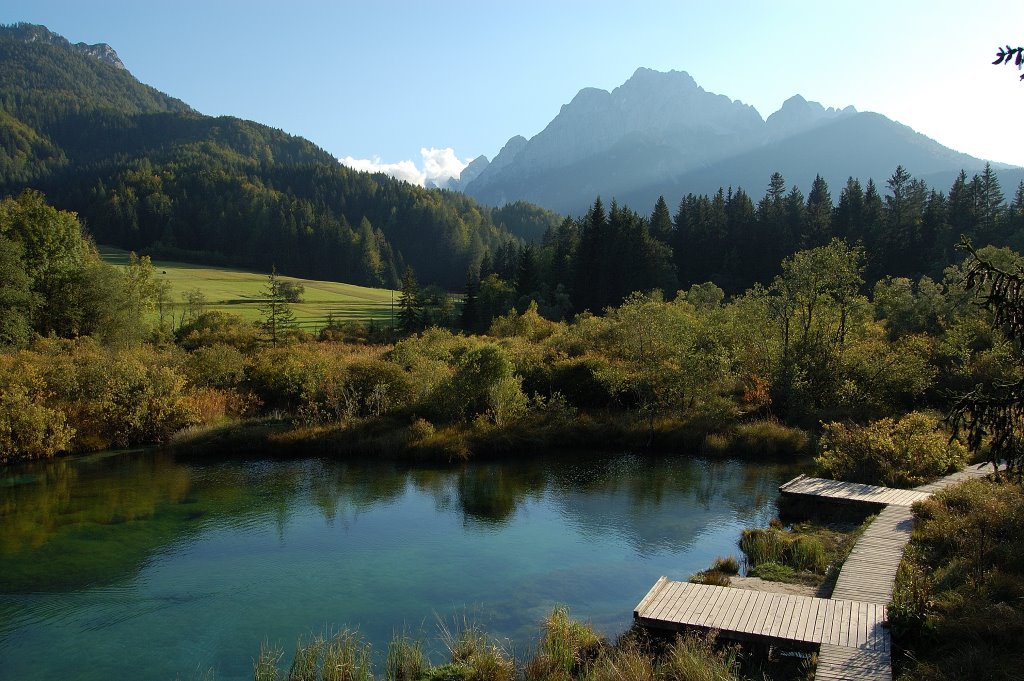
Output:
top-left (1, 450), bottom-right (792, 595)
top-left (1, 449), bottom-right (792, 681)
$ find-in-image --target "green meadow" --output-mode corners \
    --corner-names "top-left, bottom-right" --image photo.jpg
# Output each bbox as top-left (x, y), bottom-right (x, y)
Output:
top-left (99, 246), bottom-right (399, 330)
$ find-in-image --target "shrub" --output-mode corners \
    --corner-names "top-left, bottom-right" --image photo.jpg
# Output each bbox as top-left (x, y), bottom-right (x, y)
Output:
top-left (0, 383), bottom-right (74, 462)
top-left (186, 342), bottom-right (246, 389)
top-left (816, 411), bottom-right (969, 487)
top-left (711, 556), bottom-right (740, 575)
top-left (175, 311), bottom-right (260, 351)
top-left (345, 359), bottom-right (414, 417)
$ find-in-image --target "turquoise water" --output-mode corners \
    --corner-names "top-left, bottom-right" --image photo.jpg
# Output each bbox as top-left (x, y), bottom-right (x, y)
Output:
top-left (0, 449), bottom-right (791, 680)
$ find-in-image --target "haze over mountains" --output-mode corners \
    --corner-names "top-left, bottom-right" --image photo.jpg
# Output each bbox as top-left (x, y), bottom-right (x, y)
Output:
top-left (457, 67), bottom-right (1022, 215)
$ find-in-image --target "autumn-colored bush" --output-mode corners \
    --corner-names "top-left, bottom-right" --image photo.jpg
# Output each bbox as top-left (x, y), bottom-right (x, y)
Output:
top-left (816, 411), bottom-right (969, 487)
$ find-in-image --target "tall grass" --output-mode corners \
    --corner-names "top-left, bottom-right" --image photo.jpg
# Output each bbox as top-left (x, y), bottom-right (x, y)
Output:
top-left (246, 608), bottom-right (743, 681)
top-left (890, 479), bottom-right (1024, 680)
top-left (739, 528), bottom-right (788, 567)
top-left (385, 632), bottom-right (426, 681)
top-left (524, 606), bottom-right (603, 680)
top-left (788, 535), bottom-right (826, 573)
top-left (436, 616), bottom-right (515, 681)
top-left (657, 632), bottom-right (739, 681)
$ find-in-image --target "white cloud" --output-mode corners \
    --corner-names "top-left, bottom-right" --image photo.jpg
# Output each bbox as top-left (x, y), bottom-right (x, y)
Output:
top-left (339, 147), bottom-right (469, 187)
top-left (420, 147), bottom-right (468, 186)
top-left (339, 155), bottom-right (426, 186)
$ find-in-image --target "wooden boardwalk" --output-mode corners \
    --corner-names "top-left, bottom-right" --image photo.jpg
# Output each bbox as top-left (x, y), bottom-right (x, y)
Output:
top-left (779, 474), bottom-right (932, 507)
top-left (635, 462), bottom-right (999, 680)
top-left (815, 462), bottom-right (997, 679)
top-left (634, 578), bottom-right (889, 653)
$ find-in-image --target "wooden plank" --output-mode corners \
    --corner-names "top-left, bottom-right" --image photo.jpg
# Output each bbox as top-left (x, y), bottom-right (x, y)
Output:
top-left (633, 575), bottom-right (668, 615)
top-left (741, 590), bottom-right (770, 635)
top-left (641, 580), bottom-right (672, 620)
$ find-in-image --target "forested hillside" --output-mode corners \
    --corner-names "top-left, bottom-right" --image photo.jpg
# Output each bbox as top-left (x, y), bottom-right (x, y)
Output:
top-left (0, 24), bottom-right (523, 288)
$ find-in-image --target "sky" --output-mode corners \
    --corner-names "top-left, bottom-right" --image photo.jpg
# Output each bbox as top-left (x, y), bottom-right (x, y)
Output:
top-left (3, 0), bottom-right (1022, 186)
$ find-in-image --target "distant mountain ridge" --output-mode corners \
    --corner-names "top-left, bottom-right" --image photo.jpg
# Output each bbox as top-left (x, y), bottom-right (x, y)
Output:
top-left (460, 67), bottom-right (1020, 214)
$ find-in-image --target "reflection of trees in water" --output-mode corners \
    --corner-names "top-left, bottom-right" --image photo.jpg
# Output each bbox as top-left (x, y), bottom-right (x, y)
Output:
top-left (0, 451), bottom-right (190, 554)
top-left (0, 450), bottom-right (787, 593)
top-left (453, 464), bottom-right (547, 525)
top-left (308, 460), bottom-right (408, 523)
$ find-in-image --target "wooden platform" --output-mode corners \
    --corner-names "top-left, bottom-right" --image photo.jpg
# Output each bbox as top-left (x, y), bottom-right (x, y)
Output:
top-left (779, 475), bottom-right (932, 507)
top-left (635, 462), bottom-right (1001, 680)
top-left (633, 578), bottom-right (889, 653)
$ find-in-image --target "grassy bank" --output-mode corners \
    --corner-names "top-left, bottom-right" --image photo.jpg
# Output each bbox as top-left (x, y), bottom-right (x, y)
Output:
top-left (169, 411), bottom-right (811, 464)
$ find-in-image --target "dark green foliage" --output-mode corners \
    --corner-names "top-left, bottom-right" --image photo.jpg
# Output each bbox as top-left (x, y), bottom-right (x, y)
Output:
top-left (490, 200), bottom-right (562, 242)
top-left (952, 241), bottom-right (1024, 478)
top-left (398, 266), bottom-right (422, 334)
top-left (571, 198), bottom-right (677, 313)
top-left (0, 235), bottom-right (36, 348)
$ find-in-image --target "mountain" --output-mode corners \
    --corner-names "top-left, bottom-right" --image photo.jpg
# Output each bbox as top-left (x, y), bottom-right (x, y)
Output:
top-left (462, 67), bottom-right (1019, 215)
top-left (0, 23), bottom-right (522, 288)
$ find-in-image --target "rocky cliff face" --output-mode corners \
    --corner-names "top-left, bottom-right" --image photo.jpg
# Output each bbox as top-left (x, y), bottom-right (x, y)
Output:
top-left (3, 22), bottom-right (126, 69)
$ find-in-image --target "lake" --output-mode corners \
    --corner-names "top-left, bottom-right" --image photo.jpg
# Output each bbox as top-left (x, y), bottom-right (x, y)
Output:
top-left (0, 449), bottom-right (793, 680)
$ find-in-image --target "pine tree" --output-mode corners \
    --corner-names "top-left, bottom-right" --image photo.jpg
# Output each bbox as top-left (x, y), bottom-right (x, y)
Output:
top-left (804, 174), bottom-right (833, 248)
top-left (649, 195), bottom-right (673, 242)
top-left (976, 162), bottom-right (1006, 243)
top-left (398, 266), bottom-right (421, 334)
top-left (259, 265), bottom-right (296, 347)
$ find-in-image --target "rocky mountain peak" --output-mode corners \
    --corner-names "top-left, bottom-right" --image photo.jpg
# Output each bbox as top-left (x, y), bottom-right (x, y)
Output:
top-left (2, 22), bottom-right (126, 70)
top-left (765, 94), bottom-right (855, 139)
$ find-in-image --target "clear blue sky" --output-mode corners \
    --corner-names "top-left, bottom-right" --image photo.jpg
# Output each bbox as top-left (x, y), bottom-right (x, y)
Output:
top-left (3, 0), bottom-right (1022, 184)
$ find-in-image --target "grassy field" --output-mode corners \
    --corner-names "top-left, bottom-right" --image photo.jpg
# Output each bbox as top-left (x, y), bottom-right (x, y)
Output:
top-left (99, 246), bottom-right (398, 331)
